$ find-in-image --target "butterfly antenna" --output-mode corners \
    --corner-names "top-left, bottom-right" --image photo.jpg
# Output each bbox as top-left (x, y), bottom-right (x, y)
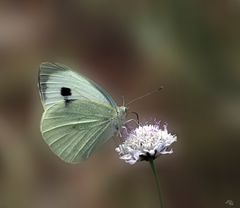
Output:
top-left (126, 86), bottom-right (163, 106)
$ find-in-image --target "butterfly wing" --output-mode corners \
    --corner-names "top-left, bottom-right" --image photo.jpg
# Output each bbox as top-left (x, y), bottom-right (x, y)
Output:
top-left (41, 100), bottom-right (118, 163)
top-left (38, 62), bottom-right (117, 109)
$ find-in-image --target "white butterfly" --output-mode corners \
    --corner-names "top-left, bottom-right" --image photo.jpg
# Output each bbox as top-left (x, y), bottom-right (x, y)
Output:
top-left (39, 63), bottom-right (127, 163)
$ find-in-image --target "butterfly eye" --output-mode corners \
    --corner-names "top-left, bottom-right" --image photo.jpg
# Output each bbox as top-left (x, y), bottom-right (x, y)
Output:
top-left (61, 87), bottom-right (72, 96)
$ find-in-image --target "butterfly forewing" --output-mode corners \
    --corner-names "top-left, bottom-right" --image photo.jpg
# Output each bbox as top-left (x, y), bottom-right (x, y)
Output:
top-left (39, 62), bottom-right (117, 109)
top-left (41, 100), bottom-right (118, 163)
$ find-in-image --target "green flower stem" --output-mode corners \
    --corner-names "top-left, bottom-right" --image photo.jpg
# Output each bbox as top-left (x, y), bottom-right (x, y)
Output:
top-left (149, 159), bottom-right (164, 208)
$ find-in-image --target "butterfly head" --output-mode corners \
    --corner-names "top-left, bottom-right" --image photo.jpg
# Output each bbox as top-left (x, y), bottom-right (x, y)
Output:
top-left (118, 106), bottom-right (128, 120)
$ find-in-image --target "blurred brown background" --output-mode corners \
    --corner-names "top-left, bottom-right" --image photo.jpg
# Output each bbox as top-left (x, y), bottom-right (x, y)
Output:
top-left (0, 0), bottom-right (240, 208)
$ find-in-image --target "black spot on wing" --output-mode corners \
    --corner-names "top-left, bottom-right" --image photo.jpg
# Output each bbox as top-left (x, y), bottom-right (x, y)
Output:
top-left (60, 87), bottom-right (75, 107)
top-left (64, 99), bottom-right (76, 107)
top-left (61, 87), bottom-right (72, 96)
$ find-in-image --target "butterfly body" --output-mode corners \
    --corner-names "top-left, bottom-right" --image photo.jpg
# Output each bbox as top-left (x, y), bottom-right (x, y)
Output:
top-left (38, 63), bottom-right (127, 163)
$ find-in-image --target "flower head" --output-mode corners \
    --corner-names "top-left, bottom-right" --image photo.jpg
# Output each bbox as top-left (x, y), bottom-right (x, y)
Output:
top-left (116, 123), bottom-right (177, 165)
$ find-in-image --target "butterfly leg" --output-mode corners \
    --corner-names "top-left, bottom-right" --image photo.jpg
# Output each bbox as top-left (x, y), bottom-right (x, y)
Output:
top-left (123, 119), bottom-right (139, 126)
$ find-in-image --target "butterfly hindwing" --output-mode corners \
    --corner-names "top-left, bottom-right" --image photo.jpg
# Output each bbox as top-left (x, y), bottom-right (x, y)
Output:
top-left (38, 62), bottom-right (117, 109)
top-left (41, 100), bottom-right (118, 163)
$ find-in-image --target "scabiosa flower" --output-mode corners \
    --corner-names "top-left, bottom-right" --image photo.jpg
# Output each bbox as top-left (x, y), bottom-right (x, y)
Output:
top-left (116, 123), bottom-right (177, 165)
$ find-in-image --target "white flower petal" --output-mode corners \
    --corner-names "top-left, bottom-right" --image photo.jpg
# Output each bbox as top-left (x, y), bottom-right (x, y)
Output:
top-left (120, 154), bottom-right (132, 160)
top-left (149, 149), bottom-right (155, 156)
top-left (126, 159), bottom-right (137, 165)
top-left (115, 147), bottom-right (121, 153)
top-left (159, 149), bottom-right (173, 155)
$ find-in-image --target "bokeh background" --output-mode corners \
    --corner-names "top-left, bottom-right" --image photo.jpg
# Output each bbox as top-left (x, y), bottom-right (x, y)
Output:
top-left (0, 1), bottom-right (240, 208)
